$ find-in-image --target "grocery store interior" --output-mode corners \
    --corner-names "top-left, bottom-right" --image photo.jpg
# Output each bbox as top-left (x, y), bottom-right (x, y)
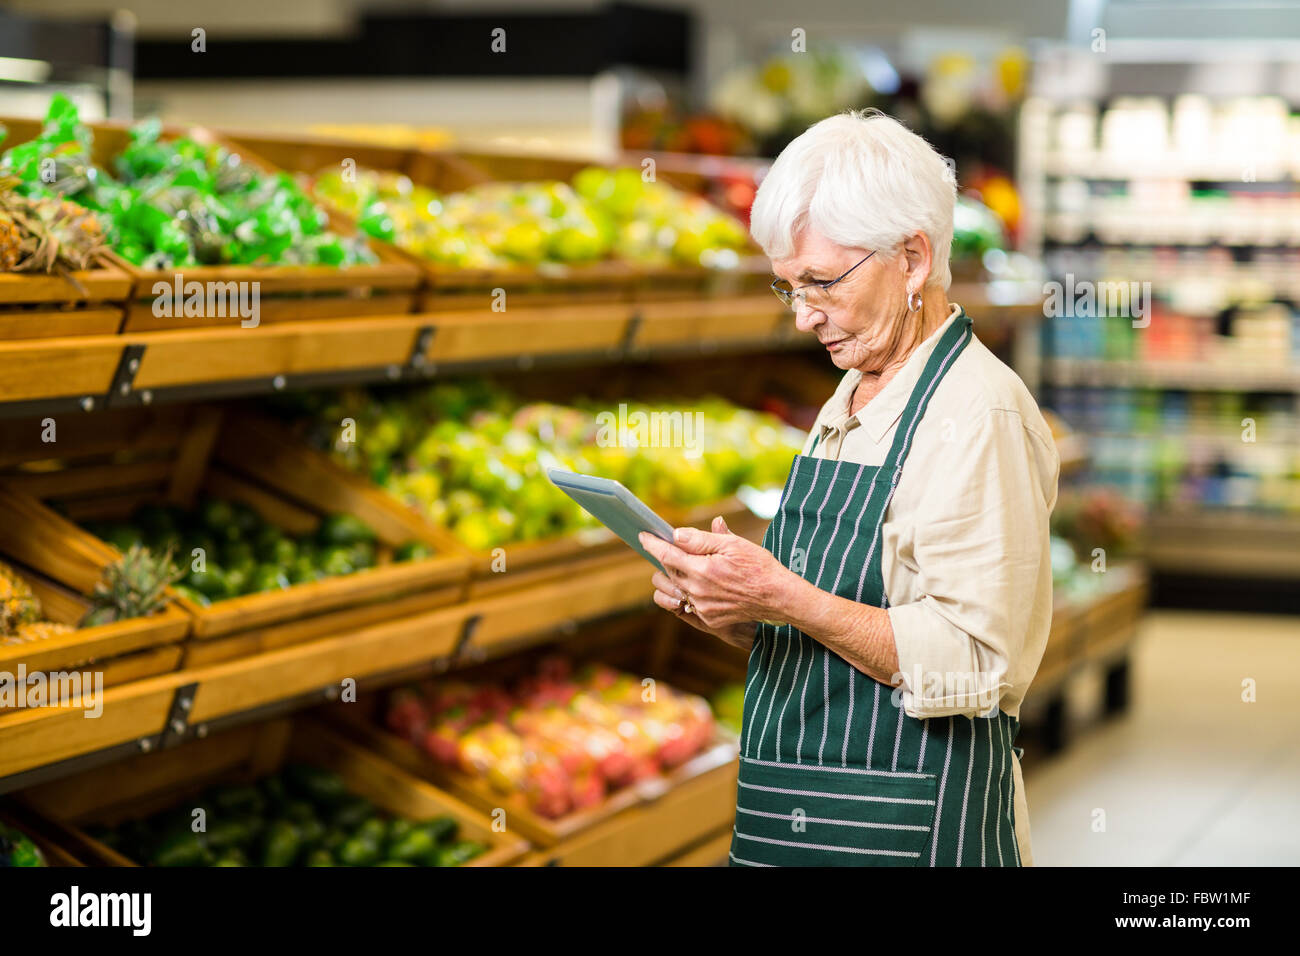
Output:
top-left (0, 0), bottom-right (1297, 869)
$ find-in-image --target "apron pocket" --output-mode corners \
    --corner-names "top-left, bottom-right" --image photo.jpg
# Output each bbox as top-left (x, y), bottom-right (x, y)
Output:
top-left (731, 757), bottom-right (938, 867)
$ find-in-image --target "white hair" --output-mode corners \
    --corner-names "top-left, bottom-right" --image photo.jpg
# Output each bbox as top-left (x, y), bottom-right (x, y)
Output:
top-left (750, 109), bottom-right (957, 290)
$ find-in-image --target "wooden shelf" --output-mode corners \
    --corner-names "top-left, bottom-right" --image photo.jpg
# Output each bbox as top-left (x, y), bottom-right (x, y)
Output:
top-left (0, 553), bottom-right (655, 787)
top-left (0, 295), bottom-right (805, 417)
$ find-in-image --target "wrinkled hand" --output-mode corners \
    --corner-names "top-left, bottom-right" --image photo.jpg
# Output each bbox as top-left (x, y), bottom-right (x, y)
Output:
top-left (640, 516), bottom-right (791, 637)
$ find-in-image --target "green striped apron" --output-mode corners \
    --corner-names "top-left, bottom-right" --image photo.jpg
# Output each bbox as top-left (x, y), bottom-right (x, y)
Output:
top-left (729, 311), bottom-right (1024, 867)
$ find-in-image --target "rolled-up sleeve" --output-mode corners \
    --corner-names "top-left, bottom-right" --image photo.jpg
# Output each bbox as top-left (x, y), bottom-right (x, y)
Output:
top-left (886, 408), bottom-right (1055, 719)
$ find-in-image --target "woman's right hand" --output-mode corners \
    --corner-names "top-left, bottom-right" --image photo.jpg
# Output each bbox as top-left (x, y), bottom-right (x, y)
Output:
top-left (651, 569), bottom-right (755, 651)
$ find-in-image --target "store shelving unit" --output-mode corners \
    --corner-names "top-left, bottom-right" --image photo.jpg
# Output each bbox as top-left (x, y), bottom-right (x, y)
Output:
top-left (0, 118), bottom-right (1110, 865)
top-left (1019, 42), bottom-right (1300, 580)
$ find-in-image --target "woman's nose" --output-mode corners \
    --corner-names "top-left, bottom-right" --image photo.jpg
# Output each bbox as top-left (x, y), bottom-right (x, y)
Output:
top-left (793, 300), bottom-right (824, 334)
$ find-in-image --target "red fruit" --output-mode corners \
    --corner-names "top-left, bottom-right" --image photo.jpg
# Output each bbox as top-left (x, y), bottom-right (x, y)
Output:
top-left (550, 740), bottom-right (589, 777)
top-left (596, 750), bottom-right (633, 787)
top-left (657, 726), bottom-right (696, 768)
top-left (577, 664), bottom-right (619, 691)
top-left (429, 682), bottom-right (476, 715)
top-left (525, 763), bottom-right (573, 819)
top-left (570, 772), bottom-right (606, 811)
top-left (471, 685), bottom-right (513, 719)
top-left (386, 692), bottom-right (428, 740)
top-left (422, 723), bottom-right (461, 765)
top-left (537, 655), bottom-right (572, 683)
top-left (627, 756), bottom-right (660, 782)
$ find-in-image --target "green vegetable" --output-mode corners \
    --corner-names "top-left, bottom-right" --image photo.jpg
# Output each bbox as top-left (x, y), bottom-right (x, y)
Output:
top-left (422, 816), bottom-right (459, 845)
top-left (393, 541), bottom-right (433, 562)
top-left (150, 831), bottom-right (211, 868)
top-left (209, 785), bottom-right (264, 817)
top-left (329, 797), bottom-right (374, 831)
top-left (284, 764), bottom-right (349, 807)
top-left (316, 514), bottom-right (377, 547)
top-left (0, 823), bottom-right (47, 867)
top-left (354, 817), bottom-right (388, 847)
top-left (259, 820), bottom-right (301, 867)
top-left (203, 818), bottom-right (252, 851)
top-left (387, 828), bottom-right (438, 865)
top-left (337, 836), bottom-right (380, 867)
top-left (434, 841), bottom-right (486, 867)
top-left (172, 584), bottom-right (210, 608)
top-left (185, 565), bottom-right (229, 601)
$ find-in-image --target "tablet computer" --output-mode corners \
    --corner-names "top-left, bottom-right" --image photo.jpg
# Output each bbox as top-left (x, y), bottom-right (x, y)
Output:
top-left (547, 469), bottom-right (675, 573)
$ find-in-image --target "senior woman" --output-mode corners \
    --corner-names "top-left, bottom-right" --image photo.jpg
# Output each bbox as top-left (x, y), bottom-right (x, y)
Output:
top-left (639, 110), bottom-right (1059, 867)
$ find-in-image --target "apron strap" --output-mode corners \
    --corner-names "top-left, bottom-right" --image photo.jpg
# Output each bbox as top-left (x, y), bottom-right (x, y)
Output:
top-left (807, 430), bottom-right (822, 455)
top-left (881, 310), bottom-right (973, 480)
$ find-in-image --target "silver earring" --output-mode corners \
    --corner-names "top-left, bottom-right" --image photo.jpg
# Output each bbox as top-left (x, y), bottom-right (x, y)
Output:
top-left (908, 291), bottom-right (922, 312)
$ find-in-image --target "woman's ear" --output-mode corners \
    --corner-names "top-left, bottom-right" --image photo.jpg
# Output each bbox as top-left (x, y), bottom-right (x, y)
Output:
top-left (899, 232), bottom-right (933, 292)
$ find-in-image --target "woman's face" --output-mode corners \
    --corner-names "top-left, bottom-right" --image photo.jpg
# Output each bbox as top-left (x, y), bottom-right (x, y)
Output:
top-left (771, 227), bottom-right (916, 374)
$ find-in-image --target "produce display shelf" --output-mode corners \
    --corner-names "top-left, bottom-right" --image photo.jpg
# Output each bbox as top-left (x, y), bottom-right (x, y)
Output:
top-left (0, 115), bottom-right (423, 334)
top-left (1024, 561), bottom-right (1149, 752)
top-left (0, 482), bottom-right (193, 689)
top-left (0, 296), bottom-right (809, 417)
top-left (323, 612), bottom-right (749, 867)
top-left (0, 283), bottom-right (1055, 418)
top-left (20, 717), bottom-right (530, 868)
top-left (0, 553), bottom-right (656, 788)
top-left (0, 255), bottom-right (132, 342)
top-left (0, 804), bottom-right (86, 866)
top-left (222, 133), bottom-right (774, 306)
top-left (0, 404), bottom-right (470, 673)
top-left (1032, 561), bottom-right (1148, 694)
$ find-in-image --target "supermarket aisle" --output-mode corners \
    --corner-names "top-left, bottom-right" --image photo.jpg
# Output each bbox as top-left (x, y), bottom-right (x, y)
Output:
top-left (1024, 610), bottom-right (1300, 866)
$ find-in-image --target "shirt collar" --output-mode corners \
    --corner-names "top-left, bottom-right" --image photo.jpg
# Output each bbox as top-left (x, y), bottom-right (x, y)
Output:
top-left (817, 303), bottom-right (965, 446)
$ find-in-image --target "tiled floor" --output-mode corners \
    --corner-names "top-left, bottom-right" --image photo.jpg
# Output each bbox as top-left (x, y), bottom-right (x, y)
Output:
top-left (1022, 610), bottom-right (1300, 866)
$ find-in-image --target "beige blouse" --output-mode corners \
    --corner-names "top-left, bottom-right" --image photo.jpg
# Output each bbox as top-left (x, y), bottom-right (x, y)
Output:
top-left (801, 302), bottom-right (1060, 865)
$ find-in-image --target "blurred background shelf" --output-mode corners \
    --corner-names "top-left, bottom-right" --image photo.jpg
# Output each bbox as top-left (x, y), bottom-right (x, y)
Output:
top-left (1142, 509), bottom-right (1300, 579)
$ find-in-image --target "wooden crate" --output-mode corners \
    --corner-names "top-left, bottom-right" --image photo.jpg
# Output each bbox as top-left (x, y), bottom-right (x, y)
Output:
top-left (0, 484), bottom-right (190, 699)
top-left (0, 405), bottom-right (470, 663)
top-left (327, 613), bottom-right (742, 865)
top-left (0, 254), bottom-right (130, 340)
top-left (230, 412), bottom-right (768, 602)
top-left (0, 803), bottom-right (85, 866)
top-left (224, 133), bottom-right (766, 309)
top-left (0, 117), bottom-right (421, 333)
top-left (19, 716), bottom-right (529, 867)
top-left (225, 412), bottom-right (640, 599)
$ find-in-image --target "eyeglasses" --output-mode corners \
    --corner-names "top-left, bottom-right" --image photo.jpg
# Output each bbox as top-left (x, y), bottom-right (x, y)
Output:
top-left (770, 251), bottom-right (875, 312)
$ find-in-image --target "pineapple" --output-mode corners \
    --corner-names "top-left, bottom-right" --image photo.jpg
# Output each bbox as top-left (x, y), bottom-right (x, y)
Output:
top-left (13, 620), bottom-right (74, 644)
top-left (82, 545), bottom-right (181, 627)
top-left (0, 214), bottom-right (21, 271)
top-left (0, 175), bottom-right (106, 275)
top-left (0, 560), bottom-right (41, 637)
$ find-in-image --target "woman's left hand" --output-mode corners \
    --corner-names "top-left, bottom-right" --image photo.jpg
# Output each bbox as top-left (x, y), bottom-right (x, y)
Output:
top-left (639, 517), bottom-right (792, 629)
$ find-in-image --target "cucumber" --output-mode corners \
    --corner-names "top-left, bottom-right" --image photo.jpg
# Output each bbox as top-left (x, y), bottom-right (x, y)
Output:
top-left (259, 820), bottom-right (301, 867)
top-left (284, 764), bottom-right (349, 808)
